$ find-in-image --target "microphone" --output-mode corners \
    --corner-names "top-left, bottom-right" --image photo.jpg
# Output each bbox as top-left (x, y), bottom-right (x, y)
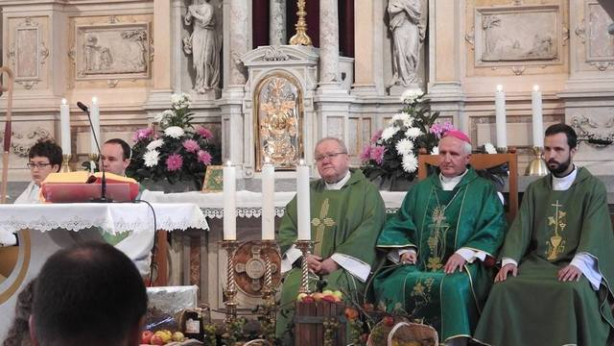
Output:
top-left (76, 101), bottom-right (111, 203)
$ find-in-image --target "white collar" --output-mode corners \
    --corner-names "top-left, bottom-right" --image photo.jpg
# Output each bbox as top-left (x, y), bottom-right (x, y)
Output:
top-left (552, 166), bottom-right (577, 191)
top-left (325, 171), bottom-right (351, 190)
top-left (439, 169), bottom-right (468, 191)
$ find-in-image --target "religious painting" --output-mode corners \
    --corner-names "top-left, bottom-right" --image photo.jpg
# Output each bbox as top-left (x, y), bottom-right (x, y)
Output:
top-left (253, 72), bottom-right (304, 171)
top-left (202, 165), bottom-right (223, 192)
top-left (474, 5), bottom-right (561, 66)
top-left (74, 22), bottom-right (150, 80)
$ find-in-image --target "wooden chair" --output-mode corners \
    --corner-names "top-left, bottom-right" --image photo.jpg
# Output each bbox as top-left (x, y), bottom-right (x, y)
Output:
top-left (417, 150), bottom-right (519, 223)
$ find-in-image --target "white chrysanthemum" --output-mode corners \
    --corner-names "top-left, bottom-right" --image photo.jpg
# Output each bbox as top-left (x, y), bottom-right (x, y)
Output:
top-left (154, 110), bottom-right (173, 124)
top-left (396, 138), bottom-right (414, 156)
top-left (405, 127), bottom-right (422, 139)
top-left (431, 146), bottom-right (439, 155)
top-left (484, 142), bottom-right (497, 154)
top-left (146, 139), bottom-right (163, 151)
top-left (391, 112), bottom-right (410, 122)
top-left (380, 126), bottom-right (400, 141)
top-left (164, 126), bottom-right (185, 139)
top-left (171, 93), bottom-right (192, 108)
top-left (143, 150), bottom-right (160, 167)
top-left (402, 153), bottom-right (418, 173)
top-left (403, 117), bottom-right (415, 128)
top-left (401, 88), bottom-right (423, 103)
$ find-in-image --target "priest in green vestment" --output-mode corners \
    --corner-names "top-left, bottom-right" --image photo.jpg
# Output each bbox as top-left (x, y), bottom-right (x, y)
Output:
top-left (474, 124), bottom-right (614, 346)
top-left (374, 130), bottom-right (506, 346)
top-left (275, 137), bottom-right (386, 343)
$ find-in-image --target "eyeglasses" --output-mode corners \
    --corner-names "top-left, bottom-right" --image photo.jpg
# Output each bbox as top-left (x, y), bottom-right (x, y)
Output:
top-left (27, 162), bottom-right (51, 169)
top-left (314, 152), bottom-right (347, 162)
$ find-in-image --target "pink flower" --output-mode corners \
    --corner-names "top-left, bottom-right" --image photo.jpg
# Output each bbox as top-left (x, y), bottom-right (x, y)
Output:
top-left (165, 154), bottom-right (183, 171)
top-left (370, 146), bottom-right (386, 165)
top-left (360, 145), bottom-right (371, 162)
top-left (197, 150), bottom-right (212, 165)
top-left (133, 127), bottom-right (153, 143)
top-left (196, 126), bottom-right (213, 140)
top-left (371, 130), bottom-right (383, 144)
top-left (430, 121), bottom-right (455, 138)
top-left (182, 139), bottom-right (200, 153)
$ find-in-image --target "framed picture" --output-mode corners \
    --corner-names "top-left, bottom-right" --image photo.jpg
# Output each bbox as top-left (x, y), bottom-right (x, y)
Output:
top-left (202, 165), bottom-right (224, 192)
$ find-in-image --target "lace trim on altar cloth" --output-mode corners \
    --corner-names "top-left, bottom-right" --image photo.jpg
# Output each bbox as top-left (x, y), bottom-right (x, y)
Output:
top-left (201, 207), bottom-right (398, 219)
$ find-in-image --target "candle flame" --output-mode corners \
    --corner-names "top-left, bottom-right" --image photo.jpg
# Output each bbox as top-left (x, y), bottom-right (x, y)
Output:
top-left (92, 96), bottom-right (98, 104)
top-left (226, 160), bottom-right (232, 166)
top-left (496, 85), bottom-right (503, 92)
top-left (299, 159), bottom-right (305, 165)
top-left (264, 157), bottom-right (271, 164)
top-left (533, 85), bottom-right (540, 92)
top-left (61, 98), bottom-right (67, 105)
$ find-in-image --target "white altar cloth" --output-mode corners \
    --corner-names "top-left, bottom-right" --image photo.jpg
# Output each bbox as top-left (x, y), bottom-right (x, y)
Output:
top-left (147, 191), bottom-right (408, 218)
top-left (0, 202), bottom-right (209, 234)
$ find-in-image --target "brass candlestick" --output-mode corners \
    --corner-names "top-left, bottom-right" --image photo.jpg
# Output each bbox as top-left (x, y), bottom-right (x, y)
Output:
top-left (87, 153), bottom-right (99, 174)
top-left (221, 240), bottom-right (239, 323)
top-left (525, 146), bottom-right (548, 176)
top-left (496, 147), bottom-right (508, 154)
top-left (259, 240), bottom-right (278, 342)
top-left (289, 0), bottom-right (312, 46)
top-left (294, 240), bottom-right (314, 294)
top-left (61, 154), bottom-right (72, 173)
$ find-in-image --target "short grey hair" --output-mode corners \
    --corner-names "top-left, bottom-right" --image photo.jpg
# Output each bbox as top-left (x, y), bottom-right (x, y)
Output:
top-left (314, 137), bottom-right (348, 155)
top-left (462, 141), bottom-right (472, 155)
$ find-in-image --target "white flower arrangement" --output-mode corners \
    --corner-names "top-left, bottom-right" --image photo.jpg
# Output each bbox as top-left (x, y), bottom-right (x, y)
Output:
top-left (400, 88), bottom-right (423, 104)
top-left (164, 126), bottom-right (185, 139)
top-left (143, 150), bottom-right (160, 167)
top-left (402, 153), bottom-right (418, 174)
top-left (146, 139), bottom-right (163, 151)
top-left (484, 142), bottom-right (497, 154)
top-left (170, 93), bottom-right (192, 109)
top-left (381, 126), bottom-right (400, 141)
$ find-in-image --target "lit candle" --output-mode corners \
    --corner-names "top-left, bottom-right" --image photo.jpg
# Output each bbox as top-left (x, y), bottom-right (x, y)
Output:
top-left (495, 85), bottom-right (507, 148)
top-left (60, 98), bottom-right (71, 155)
top-left (261, 158), bottom-right (275, 240)
top-left (296, 159), bottom-right (311, 240)
top-left (223, 161), bottom-right (237, 240)
top-left (531, 85), bottom-right (544, 148)
top-left (90, 97), bottom-right (100, 153)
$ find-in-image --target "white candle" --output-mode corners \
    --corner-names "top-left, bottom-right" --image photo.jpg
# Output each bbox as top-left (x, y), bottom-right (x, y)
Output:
top-left (261, 158), bottom-right (275, 240)
top-left (495, 85), bottom-right (507, 148)
top-left (296, 159), bottom-right (311, 240)
top-left (223, 161), bottom-right (237, 240)
top-left (531, 85), bottom-right (544, 148)
top-left (90, 97), bottom-right (100, 153)
top-left (60, 98), bottom-right (71, 155)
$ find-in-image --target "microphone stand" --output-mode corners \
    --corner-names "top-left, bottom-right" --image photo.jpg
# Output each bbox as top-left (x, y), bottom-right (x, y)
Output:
top-left (77, 102), bottom-right (112, 203)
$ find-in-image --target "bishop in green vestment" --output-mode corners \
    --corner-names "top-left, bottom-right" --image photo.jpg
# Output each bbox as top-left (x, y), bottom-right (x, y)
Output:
top-left (374, 131), bottom-right (506, 345)
top-left (275, 138), bottom-right (386, 343)
top-left (474, 124), bottom-right (614, 346)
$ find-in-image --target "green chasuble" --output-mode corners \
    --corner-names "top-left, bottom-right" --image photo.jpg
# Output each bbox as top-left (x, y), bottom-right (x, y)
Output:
top-left (474, 167), bottom-right (614, 346)
top-left (374, 168), bottom-right (506, 343)
top-left (275, 169), bottom-right (386, 343)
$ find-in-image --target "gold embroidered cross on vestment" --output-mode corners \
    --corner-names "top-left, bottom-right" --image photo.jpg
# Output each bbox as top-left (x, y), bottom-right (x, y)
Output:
top-left (311, 198), bottom-right (336, 256)
top-left (546, 200), bottom-right (567, 260)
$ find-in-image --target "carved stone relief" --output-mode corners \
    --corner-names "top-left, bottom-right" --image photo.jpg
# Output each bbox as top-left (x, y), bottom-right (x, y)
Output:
top-left (474, 5), bottom-right (561, 66)
top-left (7, 17), bottom-right (49, 90)
top-left (0, 127), bottom-right (52, 158)
top-left (73, 21), bottom-right (150, 81)
top-left (586, 2), bottom-right (614, 61)
top-left (571, 114), bottom-right (614, 147)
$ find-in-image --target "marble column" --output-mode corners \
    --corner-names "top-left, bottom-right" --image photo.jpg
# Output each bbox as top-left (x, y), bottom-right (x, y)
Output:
top-left (220, 0), bottom-right (251, 171)
top-left (146, 0), bottom-right (173, 107)
top-left (318, 0), bottom-right (341, 88)
top-left (352, 0), bottom-right (385, 96)
top-left (427, 0), bottom-right (467, 134)
top-left (270, 0), bottom-right (286, 45)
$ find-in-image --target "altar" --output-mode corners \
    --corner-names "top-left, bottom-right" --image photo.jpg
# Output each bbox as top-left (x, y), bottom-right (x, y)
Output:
top-left (0, 202), bottom-right (208, 339)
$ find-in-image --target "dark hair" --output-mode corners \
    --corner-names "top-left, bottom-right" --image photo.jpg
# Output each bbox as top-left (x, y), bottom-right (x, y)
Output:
top-left (28, 140), bottom-right (62, 172)
top-left (545, 123), bottom-right (577, 149)
top-left (3, 279), bottom-right (36, 346)
top-left (104, 138), bottom-right (131, 160)
top-left (32, 242), bottom-right (147, 346)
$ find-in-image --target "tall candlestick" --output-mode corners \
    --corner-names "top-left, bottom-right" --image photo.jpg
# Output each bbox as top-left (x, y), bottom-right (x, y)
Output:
top-left (296, 160), bottom-right (311, 240)
top-left (60, 98), bottom-right (71, 155)
top-left (531, 85), bottom-right (544, 148)
top-left (495, 85), bottom-right (507, 148)
top-left (223, 161), bottom-right (237, 240)
top-left (90, 97), bottom-right (100, 153)
top-left (261, 158), bottom-right (275, 240)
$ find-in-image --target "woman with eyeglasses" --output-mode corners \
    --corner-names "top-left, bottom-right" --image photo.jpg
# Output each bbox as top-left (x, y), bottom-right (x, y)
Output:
top-left (14, 140), bottom-right (62, 204)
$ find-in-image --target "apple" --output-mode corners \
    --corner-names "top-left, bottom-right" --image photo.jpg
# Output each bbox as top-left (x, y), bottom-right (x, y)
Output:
top-left (150, 334), bottom-right (164, 345)
top-left (296, 292), bottom-right (308, 302)
top-left (332, 295), bottom-right (342, 302)
top-left (383, 316), bottom-right (395, 327)
top-left (155, 330), bottom-right (171, 343)
top-left (344, 307), bottom-right (359, 320)
top-left (322, 295), bottom-right (336, 303)
top-left (172, 331), bottom-right (185, 342)
top-left (322, 289), bottom-right (334, 296)
top-left (141, 330), bottom-right (153, 344)
top-left (312, 292), bottom-right (324, 302)
top-left (302, 295), bottom-right (315, 303)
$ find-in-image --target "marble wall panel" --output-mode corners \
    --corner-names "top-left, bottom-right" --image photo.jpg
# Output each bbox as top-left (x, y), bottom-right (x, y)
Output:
top-left (6, 16), bottom-right (49, 90)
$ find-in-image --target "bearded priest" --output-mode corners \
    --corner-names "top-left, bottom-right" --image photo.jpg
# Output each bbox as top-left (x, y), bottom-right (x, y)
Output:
top-left (474, 124), bottom-right (614, 346)
top-left (374, 130), bottom-right (506, 346)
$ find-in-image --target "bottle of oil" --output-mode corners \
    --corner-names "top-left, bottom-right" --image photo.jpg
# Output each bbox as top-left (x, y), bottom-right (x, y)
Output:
top-left (183, 309), bottom-right (203, 341)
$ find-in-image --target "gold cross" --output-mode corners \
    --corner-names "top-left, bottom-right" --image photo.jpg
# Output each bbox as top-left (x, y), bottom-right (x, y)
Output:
top-left (311, 198), bottom-right (336, 256)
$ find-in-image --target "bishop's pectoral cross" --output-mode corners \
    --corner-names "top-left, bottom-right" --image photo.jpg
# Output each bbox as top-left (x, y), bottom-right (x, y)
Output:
top-left (546, 200), bottom-right (567, 260)
top-left (426, 206), bottom-right (449, 271)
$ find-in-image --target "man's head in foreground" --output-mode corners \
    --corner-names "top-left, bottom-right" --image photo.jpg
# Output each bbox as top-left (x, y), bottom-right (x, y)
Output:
top-left (30, 242), bottom-right (147, 346)
top-left (438, 130), bottom-right (472, 178)
top-left (314, 137), bottom-right (350, 184)
top-left (101, 138), bottom-right (131, 175)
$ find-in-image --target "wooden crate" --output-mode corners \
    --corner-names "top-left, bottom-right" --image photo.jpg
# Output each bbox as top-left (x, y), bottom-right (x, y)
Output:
top-left (294, 301), bottom-right (346, 346)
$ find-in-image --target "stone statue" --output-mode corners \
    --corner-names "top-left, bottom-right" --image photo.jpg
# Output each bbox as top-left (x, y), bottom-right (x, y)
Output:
top-left (183, 0), bottom-right (220, 94)
top-left (388, 0), bottom-right (427, 87)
